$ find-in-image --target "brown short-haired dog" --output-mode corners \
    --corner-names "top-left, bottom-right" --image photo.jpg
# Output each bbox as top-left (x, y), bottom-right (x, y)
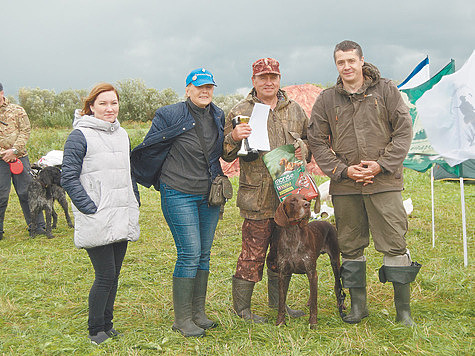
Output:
top-left (274, 194), bottom-right (346, 328)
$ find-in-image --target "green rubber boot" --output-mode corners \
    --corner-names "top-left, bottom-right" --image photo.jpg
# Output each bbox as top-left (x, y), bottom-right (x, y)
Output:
top-left (379, 262), bottom-right (421, 327)
top-left (192, 270), bottom-right (218, 330)
top-left (232, 276), bottom-right (267, 323)
top-left (341, 260), bottom-right (369, 324)
top-left (267, 269), bottom-right (305, 318)
top-left (393, 282), bottom-right (415, 327)
top-left (172, 277), bottom-right (205, 337)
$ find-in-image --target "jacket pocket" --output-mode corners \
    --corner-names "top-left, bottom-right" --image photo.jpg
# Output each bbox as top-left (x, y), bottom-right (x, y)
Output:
top-left (237, 182), bottom-right (263, 212)
top-left (84, 176), bottom-right (102, 210)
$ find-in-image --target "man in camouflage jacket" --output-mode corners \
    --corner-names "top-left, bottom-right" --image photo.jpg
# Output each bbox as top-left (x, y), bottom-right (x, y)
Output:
top-left (0, 83), bottom-right (44, 240)
top-left (222, 58), bottom-right (309, 322)
top-left (308, 41), bottom-right (421, 327)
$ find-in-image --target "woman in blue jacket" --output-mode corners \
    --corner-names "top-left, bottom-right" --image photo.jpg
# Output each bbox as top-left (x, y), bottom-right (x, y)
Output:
top-left (131, 68), bottom-right (225, 337)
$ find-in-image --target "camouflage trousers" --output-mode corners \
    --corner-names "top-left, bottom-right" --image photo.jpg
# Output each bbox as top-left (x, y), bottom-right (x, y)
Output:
top-left (234, 218), bottom-right (279, 283)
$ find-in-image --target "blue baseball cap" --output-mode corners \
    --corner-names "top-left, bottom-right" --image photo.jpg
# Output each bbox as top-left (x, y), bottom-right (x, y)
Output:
top-left (185, 68), bottom-right (217, 87)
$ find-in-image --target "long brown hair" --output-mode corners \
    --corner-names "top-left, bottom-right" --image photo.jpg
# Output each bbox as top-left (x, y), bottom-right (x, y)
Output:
top-left (81, 83), bottom-right (119, 115)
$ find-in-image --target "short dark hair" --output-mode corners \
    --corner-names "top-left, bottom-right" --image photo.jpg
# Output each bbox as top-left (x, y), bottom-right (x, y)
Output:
top-left (0, 82), bottom-right (3, 92)
top-left (333, 40), bottom-right (363, 61)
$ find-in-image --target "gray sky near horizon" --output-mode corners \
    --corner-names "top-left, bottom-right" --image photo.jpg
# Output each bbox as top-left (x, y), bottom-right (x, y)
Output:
top-left (1, 0), bottom-right (474, 97)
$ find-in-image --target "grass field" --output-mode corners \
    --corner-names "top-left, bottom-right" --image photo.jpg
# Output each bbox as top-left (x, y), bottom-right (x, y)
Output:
top-left (0, 124), bottom-right (473, 355)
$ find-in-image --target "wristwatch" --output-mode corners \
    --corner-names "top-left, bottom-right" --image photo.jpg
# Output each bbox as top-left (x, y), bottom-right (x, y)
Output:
top-left (11, 148), bottom-right (18, 155)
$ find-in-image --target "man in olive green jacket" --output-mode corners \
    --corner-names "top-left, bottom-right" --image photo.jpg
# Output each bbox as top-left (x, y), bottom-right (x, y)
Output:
top-left (223, 58), bottom-right (309, 322)
top-left (308, 40), bottom-right (421, 327)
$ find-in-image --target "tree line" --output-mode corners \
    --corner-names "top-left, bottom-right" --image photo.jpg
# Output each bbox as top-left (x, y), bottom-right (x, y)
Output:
top-left (7, 79), bottom-right (245, 127)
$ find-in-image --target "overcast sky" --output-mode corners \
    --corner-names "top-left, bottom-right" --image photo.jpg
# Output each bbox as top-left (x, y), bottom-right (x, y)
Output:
top-left (1, 0), bottom-right (474, 97)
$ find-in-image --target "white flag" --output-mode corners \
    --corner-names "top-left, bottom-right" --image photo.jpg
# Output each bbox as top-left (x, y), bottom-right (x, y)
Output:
top-left (416, 50), bottom-right (475, 166)
top-left (398, 56), bottom-right (430, 90)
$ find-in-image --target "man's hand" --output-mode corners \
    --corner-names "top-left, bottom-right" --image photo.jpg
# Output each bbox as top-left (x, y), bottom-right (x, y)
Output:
top-left (231, 123), bottom-right (251, 142)
top-left (347, 160), bottom-right (381, 186)
top-left (295, 147), bottom-right (303, 160)
top-left (0, 149), bottom-right (17, 163)
top-left (361, 160), bottom-right (382, 176)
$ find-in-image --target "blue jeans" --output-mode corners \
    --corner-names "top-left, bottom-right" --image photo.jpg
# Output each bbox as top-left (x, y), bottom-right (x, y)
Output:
top-left (160, 182), bottom-right (220, 278)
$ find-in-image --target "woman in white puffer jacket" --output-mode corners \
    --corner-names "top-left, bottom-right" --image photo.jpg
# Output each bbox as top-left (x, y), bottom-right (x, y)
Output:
top-left (61, 83), bottom-right (140, 345)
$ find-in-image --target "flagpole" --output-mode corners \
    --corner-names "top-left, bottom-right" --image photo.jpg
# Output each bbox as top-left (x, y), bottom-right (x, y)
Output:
top-left (460, 177), bottom-right (468, 267)
top-left (431, 167), bottom-right (435, 247)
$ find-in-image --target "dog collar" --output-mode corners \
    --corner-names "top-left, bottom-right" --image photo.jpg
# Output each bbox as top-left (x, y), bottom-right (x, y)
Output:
top-left (288, 219), bottom-right (303, 226)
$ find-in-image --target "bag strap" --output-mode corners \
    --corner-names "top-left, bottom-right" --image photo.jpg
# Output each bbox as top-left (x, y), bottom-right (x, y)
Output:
top-left (188, 103), bottom-right (212, 178)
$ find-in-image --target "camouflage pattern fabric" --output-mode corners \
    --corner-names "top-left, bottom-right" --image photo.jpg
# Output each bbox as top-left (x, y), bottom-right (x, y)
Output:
top-left (252, 57), bottom-right (280, 76)
top-left (0, 98), bottom-right (31, 157)
top-left (222, 89), bottom-right (309, 220)
top-left (234, 218), bottom-right (279, 283)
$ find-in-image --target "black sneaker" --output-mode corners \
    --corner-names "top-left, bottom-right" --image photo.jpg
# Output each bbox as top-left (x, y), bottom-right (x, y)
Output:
top-left (88, 331), bottom-right (110, 345)
top-left (105, 328), bottom-right (121, 338)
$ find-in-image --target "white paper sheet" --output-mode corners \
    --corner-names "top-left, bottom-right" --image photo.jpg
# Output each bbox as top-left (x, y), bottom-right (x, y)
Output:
top-left (247, 103), bottom-right (271, 151)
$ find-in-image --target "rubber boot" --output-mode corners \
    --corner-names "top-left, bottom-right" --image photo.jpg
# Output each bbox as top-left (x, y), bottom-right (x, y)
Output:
top-left (267, 269), bottom-right (305, 318)
top-left (232, 276), bottom-right (267, 323)
top-left (379, 262), bottom-right (421, 327)
top-left (172, 277), bottom-right (205, 337)
top-left (192, 270), bottom-right (217, 330)
top-left (341, 260), bottom-right (369, 324)
top-left (393, 282), bottom-right (415, 327)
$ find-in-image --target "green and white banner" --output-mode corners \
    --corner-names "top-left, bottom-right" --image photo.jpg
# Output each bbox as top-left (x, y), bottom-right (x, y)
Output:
top-left (417, 50), bottom-right (475, 167)
top-left (401, 59), bottom-right (456, 173)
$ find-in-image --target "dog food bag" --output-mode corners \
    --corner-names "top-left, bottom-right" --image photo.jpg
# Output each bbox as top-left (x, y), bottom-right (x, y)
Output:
top-left (263, 144), bottom-right (319, 202)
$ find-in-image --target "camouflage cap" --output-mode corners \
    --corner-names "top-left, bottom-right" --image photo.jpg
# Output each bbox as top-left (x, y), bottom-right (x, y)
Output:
top-left (252, 58), bottom-right (280, 76)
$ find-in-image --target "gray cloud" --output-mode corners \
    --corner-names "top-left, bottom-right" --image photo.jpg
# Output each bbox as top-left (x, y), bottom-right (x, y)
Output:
top-left (1, 0), bottom-right (474, 96)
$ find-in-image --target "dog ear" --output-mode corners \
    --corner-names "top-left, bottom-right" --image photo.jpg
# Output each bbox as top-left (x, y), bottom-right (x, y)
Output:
top-left (38, 170), bottom-right (51, 187)
top-left (313, 186), bottom-right (321, 214)
top-left (274, 200), bottom-right (290, 227)
top-left (52, 168), bottom-right (61, 185)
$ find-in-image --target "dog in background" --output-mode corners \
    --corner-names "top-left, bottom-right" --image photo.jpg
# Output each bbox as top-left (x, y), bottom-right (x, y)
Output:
top-left (28, 166), bottom-right (73, 238)
top-left (273, 194), bottom-right (345, 328)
